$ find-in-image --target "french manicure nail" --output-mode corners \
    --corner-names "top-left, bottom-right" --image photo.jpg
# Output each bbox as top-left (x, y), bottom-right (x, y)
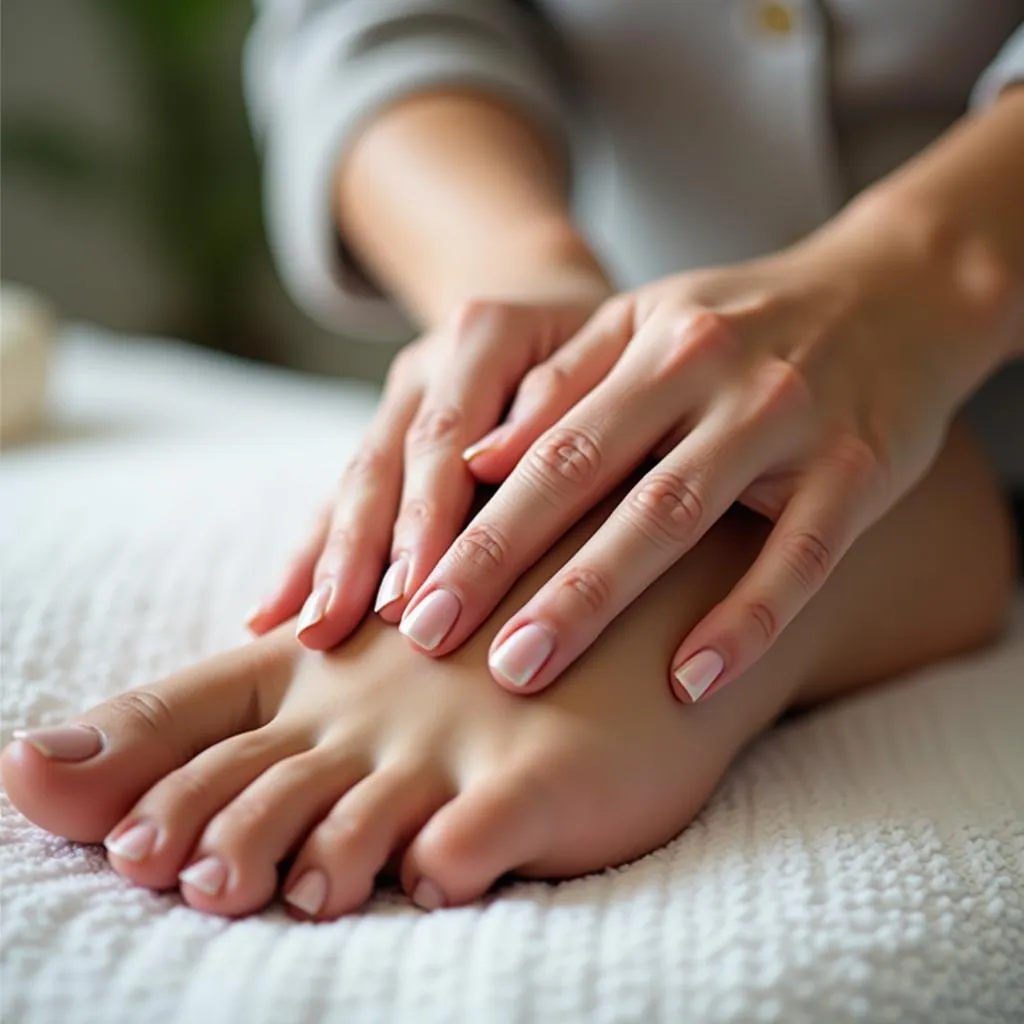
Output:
top-left (296, 582), bottom-right (333, 635)
top-left (673, 649), bottom-right (725, 702)
top-left (244, 602), bottom-right (266, 628)
top-left (179, 856), bottom-right (228, 896)
top-left (13, 725), bottom-right (104, 761)
top-left (374, 558), bottom-right (409, 612)
top-left (284, 869), bottom-right (328, 916)
top-left (489, 623), bottom-right (556, 687)
top-left (412, 877), bottom-right (445, 910)
top-left (104, 821), bottom-right (158, 862)
top-left (399, 589), bottom-right (461, 650)
top-left (462, 426), bottom-right (507, 463)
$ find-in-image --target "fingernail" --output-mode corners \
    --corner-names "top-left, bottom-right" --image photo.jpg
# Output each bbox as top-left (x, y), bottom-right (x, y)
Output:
top-left (179, 856), bottom-right (228, 896)
top-left (673, 649), bottom-right (725, 702)
top-left (13, 725), bottom-right (104, 761)
top-left (462, 426), bottom-right (507, 463)
top-left (374, 558), bottom-right (409, 612)
top-left (296, 582), bottom-right (333, 635)
top-left (104, 821), bottom-right (158, 862)
top-left (399, 589), bottom-right (461, 650)
top-left (244, 602), bottom-right (266, 628)
top-left (284, 869), bottom-right (328, 917)
top-left (489, 623), bottom-right (556, 687)
top-left (412, 877), bottom-right (445, 910)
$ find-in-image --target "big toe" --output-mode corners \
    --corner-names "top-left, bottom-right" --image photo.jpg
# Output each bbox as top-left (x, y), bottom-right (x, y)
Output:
top-left (1, 639), bottom-right (291, 843)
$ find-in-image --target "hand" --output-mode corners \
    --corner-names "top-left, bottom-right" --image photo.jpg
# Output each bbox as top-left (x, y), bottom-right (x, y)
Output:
top-left (246, 293), bottom-right (606, 648)
top-left (397, 204), bottom-right (1013, 700)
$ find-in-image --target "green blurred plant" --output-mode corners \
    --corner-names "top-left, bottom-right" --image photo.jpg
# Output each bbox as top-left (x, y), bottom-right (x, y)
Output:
top-left (2, 0), bottom-right (266, 349)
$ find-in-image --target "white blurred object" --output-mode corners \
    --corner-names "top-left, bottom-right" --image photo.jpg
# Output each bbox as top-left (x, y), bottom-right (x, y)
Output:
top-left (0, 283), bottom-right (57, 443)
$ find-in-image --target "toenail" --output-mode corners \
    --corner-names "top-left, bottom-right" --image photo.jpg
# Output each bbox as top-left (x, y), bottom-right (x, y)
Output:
top-left (374, 557), bottom-right (409, 612)
top-left (412, 877), bottom-right (445, 911)
top-left (13, 725), bottom-right (105, 761)
top-left (284, 869), bottom-right (328, 917)
top-left (104, 821), bottom-right (158, 862)
top-left (296, 582), bottom-right (334, 635)
top-left (179, 856), bottom-right (228, 896)
top-left (489, 622), bottom-right (556, 687)
top-left (399, 589), bottom-right (461, 650)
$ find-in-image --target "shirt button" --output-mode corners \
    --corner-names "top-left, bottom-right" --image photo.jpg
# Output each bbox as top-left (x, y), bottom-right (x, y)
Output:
top-left (755, 1), bottom-right (796, 36)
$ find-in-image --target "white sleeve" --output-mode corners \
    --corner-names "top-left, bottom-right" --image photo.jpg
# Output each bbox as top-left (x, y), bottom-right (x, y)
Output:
top-left (244, 0), bottom-right (567, 342)
top-left (971, 22), bottom-right (1024, 109)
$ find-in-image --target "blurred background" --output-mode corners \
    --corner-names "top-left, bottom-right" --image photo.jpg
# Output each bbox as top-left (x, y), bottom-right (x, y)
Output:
top-left (1, 0), bottom-right (399, 382)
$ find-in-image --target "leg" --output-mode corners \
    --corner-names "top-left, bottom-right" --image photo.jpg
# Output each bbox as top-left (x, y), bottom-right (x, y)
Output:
top-left (2, 422), bottom-right (1013, 918)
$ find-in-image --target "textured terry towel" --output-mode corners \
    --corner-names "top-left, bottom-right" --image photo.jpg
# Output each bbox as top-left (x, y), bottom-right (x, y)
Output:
top-left (2, 329), bottom-right (1023, 1024)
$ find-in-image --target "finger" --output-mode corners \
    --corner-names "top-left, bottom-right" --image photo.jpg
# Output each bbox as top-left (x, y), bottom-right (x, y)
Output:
top-left (383, 305), bottom-right (580, 621)
top-left (463, 299), bottom-right (635, 483)
top-left (296, 364), bottom-right (422, 648)
top-left (668, 437), bottom-right (884, 703)
top-left (400, 307), bottom-right (732, 658)
top-left (485, 394), bottom-right (789, 693)
top-left (245, 506), bottom-right (330, 634)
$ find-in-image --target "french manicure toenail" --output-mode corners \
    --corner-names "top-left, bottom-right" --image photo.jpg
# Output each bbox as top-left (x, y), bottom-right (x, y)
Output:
top-left (412, 878), bottom-right (445, 911)
top-left (284, 869), bottom-right (328, 917)
top-left (179, 856), bottom-right (228, 896)
top-left (296, 583), bottom-right (333, 635)
top-left (490, 623), bottom-right (556, 687)
top-left (399, 589), bottom-right (461, 651)
top-left (13, 725), bottom-right (104, 761)
top-left (104, 821), bottom-right (158, 862)
top-left (673, 649), bottom-right (725, 702)
top-left (374, 558), bottom-right (409, 612)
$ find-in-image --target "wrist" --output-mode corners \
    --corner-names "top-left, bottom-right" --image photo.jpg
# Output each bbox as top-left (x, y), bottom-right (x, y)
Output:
top-left (424, 215), bottom-right (612, 327)
top-left (807, 186), bottom-right (1023, 393)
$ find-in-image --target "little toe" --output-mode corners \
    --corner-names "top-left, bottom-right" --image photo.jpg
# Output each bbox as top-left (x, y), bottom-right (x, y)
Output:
top-left (104, 723), bottom-right (312, 891)
top-left (179, 747), bottom-right (370, 917)
top-left (283, 764), bottom-right (453, 920)
top-left (400, 775), bottom-right (554, 911)
top-left (1, 638), bottom-right (294, 844)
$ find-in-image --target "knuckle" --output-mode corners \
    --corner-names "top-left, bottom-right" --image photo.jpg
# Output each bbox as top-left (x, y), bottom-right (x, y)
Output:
top-left (520, 361), bottom-right (570, 405)
top-left (752, 358), bottom-right (814, 422)
top-left (745, 599), bottom-right (779, 647)
top-left (621, 471), bottom-right (705, 549)
top-left (557, 565), bottom-right (613, 615)
top-left (834, 428), bottom-right (892, 496)
top-left (779, 529), bottom-right (833, 593)
top-left (524, 426), bottom-right (603, 500)
top-left (395, 498), bottom-right (433, 531)
top-left (654, 308), bottom-right (733, 382)
top-left (451, 522), bottom-right (510, 574)
top-left (341, 447), bottom-right (390, 487)
top-left (450, 299), bottom-right (513, 342)
top-left (407, 405), bottom-right (464, 453)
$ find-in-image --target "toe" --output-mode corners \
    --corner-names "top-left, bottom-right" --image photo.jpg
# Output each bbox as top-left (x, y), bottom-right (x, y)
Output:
top-left (103, 723), bottom-right (311, 892)
top-left (400, 775), bottom-right (553, 910)
top-left (1, 639), bottom-right (294, 844)
top-left (283, 764), bottom-right (452, 920)
top-left (179, 746), bottom-right (370, 917)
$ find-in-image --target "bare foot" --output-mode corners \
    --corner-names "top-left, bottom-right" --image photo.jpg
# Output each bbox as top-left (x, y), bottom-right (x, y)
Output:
top-left (1, 426), bottom-right (1011, 919)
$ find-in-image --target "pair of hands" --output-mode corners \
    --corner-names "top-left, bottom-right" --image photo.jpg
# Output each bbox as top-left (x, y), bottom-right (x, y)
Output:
top-left (249, 207), bottom-right (985, 702)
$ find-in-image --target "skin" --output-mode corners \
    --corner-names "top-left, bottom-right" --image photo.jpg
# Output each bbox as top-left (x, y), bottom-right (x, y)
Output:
top-left (1, 422), bottom-right (1015, 918)
top-left (251, 86), bottom-right (1024, 708)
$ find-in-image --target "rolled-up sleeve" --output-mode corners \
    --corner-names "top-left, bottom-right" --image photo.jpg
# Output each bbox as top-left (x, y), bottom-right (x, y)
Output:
top-left (971, 21), bottom-right (1024, 109)
top-left (244, 0), bottom-right (567, 341)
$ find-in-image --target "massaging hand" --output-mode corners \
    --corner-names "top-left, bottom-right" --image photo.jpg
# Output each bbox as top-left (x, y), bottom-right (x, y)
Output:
top-left (397, 217), bottom-right (1002, 701)
top-left (246, 298), bottom-right (601, 646)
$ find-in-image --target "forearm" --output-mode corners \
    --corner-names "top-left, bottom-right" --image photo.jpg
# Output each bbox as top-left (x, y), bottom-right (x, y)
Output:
top-left (336, 91), bottom-right (609, 328)
top-left (833, 87), bottom-right (1024, 377)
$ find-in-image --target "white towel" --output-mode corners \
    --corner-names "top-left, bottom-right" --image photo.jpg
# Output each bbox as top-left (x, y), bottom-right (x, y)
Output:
top-left (3, 329), bottom-right (1022, 1024)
